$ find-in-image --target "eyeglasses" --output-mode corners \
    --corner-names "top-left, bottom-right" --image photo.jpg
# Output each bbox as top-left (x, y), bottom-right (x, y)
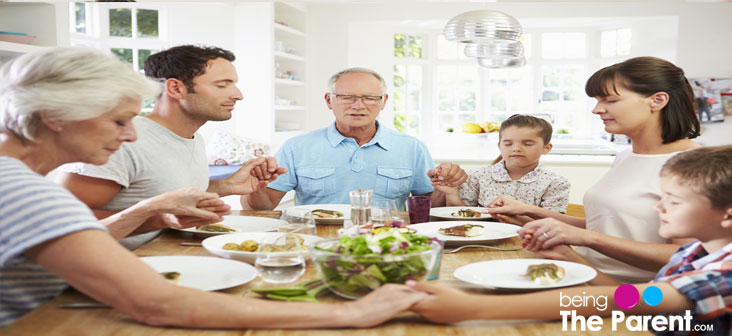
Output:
top-left (330, 94), bottom-right (384, 105)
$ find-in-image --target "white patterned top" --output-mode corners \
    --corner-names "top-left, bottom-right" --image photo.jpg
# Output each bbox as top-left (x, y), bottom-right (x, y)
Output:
top-left (458, 162), bottom-right (570, 213)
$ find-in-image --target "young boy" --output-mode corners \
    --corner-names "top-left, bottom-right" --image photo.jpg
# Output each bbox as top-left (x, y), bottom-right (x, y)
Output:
top-left (408, 145), bottom-right (732, 335)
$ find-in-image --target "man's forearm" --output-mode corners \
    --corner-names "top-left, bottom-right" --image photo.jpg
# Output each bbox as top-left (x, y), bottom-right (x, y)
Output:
top-left (241, 189), bottom-right (277, 210)
top-left (207, 179), bottom-right (231, 197)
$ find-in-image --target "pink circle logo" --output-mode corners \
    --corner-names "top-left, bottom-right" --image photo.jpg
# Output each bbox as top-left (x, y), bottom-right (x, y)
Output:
top-left (614, 284), bottom-right (640, 310)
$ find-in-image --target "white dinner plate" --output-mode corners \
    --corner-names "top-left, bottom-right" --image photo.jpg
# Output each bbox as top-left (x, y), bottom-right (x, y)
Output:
top-left (454, 259), bottom-right (597, 289)
top-left (202, 232), bottom-right (323, 264)
top-left (429, 206), bottom-right (498, 221)
top-left (407, 221), bottom-right (520, 246)
top-left (175, 216), bottom-right (283, 237)
top-left (289, 204), bottom-right (351, 225)
top-left (140, 256), bottom-right (257, 291)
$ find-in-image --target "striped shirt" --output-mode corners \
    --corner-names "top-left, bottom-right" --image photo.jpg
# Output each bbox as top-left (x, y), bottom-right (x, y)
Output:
top-left (0, 156), bottom-right (104, 327)
top-left (653, 241), bottom-right (732, 335)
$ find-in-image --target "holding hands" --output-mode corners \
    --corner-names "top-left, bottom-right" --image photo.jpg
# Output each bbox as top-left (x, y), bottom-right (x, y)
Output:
top-left (139, 187), bottom-right (231, 230)
top-left (344, 284), bottom-right (428, 327)
top-left (483, 195), bottom-right (533, 216)
top-left (427, 162), bottom-right (467, 188)
top-left (211, 157), bottom-right (288, 196)
top-left (518, 218), bottom-right (588, 252)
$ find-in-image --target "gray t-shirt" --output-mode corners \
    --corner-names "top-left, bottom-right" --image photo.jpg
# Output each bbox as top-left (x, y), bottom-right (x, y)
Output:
top-left (61, 116), bottom-right (209, 249)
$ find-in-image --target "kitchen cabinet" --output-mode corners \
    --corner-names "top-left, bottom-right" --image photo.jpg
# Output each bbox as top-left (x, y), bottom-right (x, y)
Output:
top-left (0, 2), bottom-right (68, 61)
top-left (232, 2), bottom-right (307, 148)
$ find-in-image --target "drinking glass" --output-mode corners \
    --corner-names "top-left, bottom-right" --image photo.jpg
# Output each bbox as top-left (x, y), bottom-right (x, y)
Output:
top-left (278, 208), bottom-right (317, 236)
top-left (254, 234), bottom-right (306, 284)
top-left (371, 199), bottom-right (401, 227)
top-left (407, 196), bottom-right (431, 224)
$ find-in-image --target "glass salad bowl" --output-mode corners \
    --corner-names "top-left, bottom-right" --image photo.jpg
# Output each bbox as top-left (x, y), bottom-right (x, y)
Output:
top-left (309, 231), bottom-right (442, 299)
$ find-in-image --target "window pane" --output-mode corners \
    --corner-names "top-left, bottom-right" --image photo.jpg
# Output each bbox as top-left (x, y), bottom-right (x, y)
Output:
top-left (437, 34), bottom-right (457, 59)
top-left (542, 33), bottom-right (563, 59)
top-left (394, 33), bottom-right (406, 57)
top-left (542, 90), bottom-right (559, 102)
top-left (437, 66), bottom-right (456, 87)
top-left (490, 91), bottom-right (507, 111)
top-left (393, 90), bottom-right (405, 112)
top-left (408, 35), bottom-right (422, 58)
top-left (617, 28), bottom-right (632, 56)
top-left (458, 66), bottom-right (477, 87)
top-left (74, 3), bottom-right (86, 34)
top-left (543, 32), bottom-right (585, 59)
top-left (600, 30), bottom-right (617, 57)
top-left (564, 33), bottom-right (586, 58)
top-left (138, 49), bottom-right (157, 73)
top-left (563, 67), bottom-right (583, 88)
top-left (542, 69), bottom-right (559, 87)
top-left (457, 89), bottom-right (476, 112)
top-left (407, 64), bottom-right (422, 86)
top-left (136, 9), bottom-right (159, 38)
top-left (438, 114), bottom-right (456, 130)
top-left (111, 48), bottom-right (133, 64)
top-left (409, 87), bottom-right (421, 111)
top-left (439, 90), bottom-right (455, 112)
top-left (109, 8), bottom-right (132, 37)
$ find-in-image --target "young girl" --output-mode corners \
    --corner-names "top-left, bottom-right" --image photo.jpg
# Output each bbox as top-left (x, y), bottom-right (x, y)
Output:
top-left (439, 114), bottom-right (570, 213)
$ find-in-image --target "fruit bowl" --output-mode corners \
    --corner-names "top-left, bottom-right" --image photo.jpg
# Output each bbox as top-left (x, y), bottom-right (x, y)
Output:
top-left (309, 232), bottom-right (441, 299)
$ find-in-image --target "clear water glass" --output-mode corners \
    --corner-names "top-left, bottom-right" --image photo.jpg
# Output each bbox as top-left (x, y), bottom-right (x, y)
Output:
top-left (278, 208), bottom-right (316, 236)
top-left (255, 234), bottom-right (306, 284)
top-left (371, 199), bottom-right (400, 226)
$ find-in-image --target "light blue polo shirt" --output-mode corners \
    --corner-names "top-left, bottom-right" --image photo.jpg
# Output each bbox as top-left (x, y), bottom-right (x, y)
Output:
top-left (268, 122), bottom-right (435, 208)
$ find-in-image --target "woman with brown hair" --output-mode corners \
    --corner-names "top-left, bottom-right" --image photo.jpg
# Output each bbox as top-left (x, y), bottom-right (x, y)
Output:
top-left (485, 57), bottom-right (701, 283)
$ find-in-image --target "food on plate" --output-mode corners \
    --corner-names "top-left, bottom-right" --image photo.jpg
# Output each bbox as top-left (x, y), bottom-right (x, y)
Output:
top-left (259, 234), bottom-right (306, 252)
top-left (221, 235), bottom-right (306, 252)
top-left (438, 224), bottom-right (485, 237)
top-left (196, 223), bottom-right (236, 233)
top-left (451, 209), bottom-right (482, 218)
top-left (161, 272), bottom-right (180, 284)
top-left (524, 263), bottom-right (566, 285)
top-left (312, 209), bottom-right (344, 219)
top-left (222, 240), bottom-right (259, 252)
top-left (312, 230), bottom-right (439, 298)
top-left (370, 226), bottom-right (415, 235)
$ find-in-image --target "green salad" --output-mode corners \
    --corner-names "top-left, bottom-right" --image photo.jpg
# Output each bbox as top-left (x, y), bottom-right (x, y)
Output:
top-left (312, 230), bottom-right (439, 299)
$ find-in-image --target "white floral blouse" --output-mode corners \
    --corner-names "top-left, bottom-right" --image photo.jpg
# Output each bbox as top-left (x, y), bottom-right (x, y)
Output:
top-left (458, 162), bottom-right (571, 213)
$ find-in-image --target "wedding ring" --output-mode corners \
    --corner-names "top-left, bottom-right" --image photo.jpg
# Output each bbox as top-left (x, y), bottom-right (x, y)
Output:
top-left (543, 232), bottom-right (550, 240)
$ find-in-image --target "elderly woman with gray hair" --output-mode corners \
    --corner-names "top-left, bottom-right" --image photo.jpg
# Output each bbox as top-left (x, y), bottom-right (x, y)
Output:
top-left (0, 47), bottom-right (425, 328)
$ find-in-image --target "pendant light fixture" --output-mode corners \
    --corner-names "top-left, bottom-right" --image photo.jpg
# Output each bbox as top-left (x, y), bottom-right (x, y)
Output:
top-left (443, 10), bottom-right (525, 68)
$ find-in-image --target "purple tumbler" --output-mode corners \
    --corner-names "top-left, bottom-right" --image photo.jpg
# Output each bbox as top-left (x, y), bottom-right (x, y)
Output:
top-left (406, 196), bottom-right (431, 224)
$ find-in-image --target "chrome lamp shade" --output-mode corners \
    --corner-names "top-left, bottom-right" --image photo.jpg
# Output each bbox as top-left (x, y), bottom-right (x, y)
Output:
top-left (443, 10), bottom-right (526, 68)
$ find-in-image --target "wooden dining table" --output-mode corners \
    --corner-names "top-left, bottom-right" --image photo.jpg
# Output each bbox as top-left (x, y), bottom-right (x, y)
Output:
top-left (4, 206), bottom-right (648, 335)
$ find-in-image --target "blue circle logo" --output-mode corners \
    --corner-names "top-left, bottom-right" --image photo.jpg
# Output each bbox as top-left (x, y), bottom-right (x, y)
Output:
top-left (643, 286), bottom-right (663, 307)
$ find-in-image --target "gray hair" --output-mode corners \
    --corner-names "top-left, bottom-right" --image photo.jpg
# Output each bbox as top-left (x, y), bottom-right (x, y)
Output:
top-left (328, 67), bottom-right (387, 94)
top-left (0, 46), bottom-right (161, 141)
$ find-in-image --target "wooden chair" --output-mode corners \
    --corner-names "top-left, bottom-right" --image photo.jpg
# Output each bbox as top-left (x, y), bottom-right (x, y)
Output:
top-left (566, 203), bottom-right (585, 218)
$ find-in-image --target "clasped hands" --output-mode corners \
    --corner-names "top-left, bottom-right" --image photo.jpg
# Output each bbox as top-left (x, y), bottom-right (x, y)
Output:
top-left (151, 157), bottom-right (287, 229)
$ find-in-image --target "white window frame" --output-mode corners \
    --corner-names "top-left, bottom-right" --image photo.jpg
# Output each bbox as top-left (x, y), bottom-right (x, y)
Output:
top-left (392, 24), bottom-right (634, 139)
top-left (69, 2), bottom-right (168, 72)
top-left (392, 31), bottom-right (429, 135)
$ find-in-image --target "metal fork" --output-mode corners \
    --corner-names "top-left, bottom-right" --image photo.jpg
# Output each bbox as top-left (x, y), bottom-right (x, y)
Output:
top-left (444, 245), bottom-right (522, 253)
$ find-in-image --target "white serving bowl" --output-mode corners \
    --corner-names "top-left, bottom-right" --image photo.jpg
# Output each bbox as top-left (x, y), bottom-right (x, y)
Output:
top-left (202, 232), bottom-right (323, 264)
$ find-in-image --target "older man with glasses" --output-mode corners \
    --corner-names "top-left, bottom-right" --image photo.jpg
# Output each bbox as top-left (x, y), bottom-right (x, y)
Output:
top-left (242, 67), bottom-right (466, 210)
